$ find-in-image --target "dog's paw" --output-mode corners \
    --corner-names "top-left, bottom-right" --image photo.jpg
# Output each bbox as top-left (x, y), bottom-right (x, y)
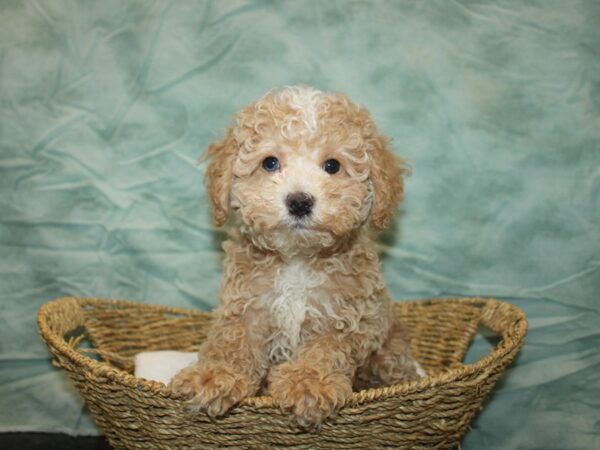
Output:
top-left (170, 364), bottom-right (254, 418)
top-left (268, 363), bottom-right (352, 429)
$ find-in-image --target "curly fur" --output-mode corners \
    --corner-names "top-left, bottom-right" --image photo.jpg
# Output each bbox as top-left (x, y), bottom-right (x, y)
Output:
top-left (171, 86), bottom-right (423, 428)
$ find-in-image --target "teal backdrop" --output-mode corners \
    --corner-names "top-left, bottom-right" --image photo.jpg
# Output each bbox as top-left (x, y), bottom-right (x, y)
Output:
top-left (0, 1), bottom-right (599, 448)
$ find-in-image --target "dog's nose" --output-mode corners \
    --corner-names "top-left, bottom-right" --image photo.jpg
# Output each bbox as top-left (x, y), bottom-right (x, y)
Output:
top-left (286, 192), bottom-right (315, 218)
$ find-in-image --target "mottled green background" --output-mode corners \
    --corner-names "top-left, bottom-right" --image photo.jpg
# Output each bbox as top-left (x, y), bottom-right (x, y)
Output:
top-left (0, 1), bottom-right (599, 448)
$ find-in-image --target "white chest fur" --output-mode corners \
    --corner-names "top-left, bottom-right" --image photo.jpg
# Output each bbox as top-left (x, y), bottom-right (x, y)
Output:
top-left (266, 260), bottom-right (327, 363)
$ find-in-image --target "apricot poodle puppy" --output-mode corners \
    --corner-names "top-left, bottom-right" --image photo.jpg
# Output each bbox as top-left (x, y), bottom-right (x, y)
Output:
top-left (171, 86), bottom-right (424, 428)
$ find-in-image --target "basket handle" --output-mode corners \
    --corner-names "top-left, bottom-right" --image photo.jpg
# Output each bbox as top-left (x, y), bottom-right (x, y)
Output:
top-left (38, 297), bottom-right (87, 367)
top-left (478, 299), bottom-right (528, 340)
top-left (38, 297), bottom-right (85, 337)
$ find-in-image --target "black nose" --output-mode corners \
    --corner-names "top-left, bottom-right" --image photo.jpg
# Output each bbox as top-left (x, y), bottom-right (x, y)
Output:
top-left (286, 192), bottom-right (315, 218)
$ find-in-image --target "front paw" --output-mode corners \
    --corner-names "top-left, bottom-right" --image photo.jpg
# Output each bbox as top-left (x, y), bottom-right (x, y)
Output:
top-left (268, 363), bottom-right (352, 429)
top-left (170, 364), bottom-right (255, 418)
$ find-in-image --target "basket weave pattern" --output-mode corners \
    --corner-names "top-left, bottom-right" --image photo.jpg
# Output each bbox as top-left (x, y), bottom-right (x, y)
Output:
top-left (38, 297), bottom-right (527, 449)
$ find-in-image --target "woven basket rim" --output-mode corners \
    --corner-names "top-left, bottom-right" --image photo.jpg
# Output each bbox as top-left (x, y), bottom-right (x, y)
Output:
top-left (37, 296), bottom-right (528, 409)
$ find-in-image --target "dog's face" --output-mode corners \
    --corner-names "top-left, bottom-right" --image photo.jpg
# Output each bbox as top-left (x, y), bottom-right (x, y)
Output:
top-left (205, 86), bottom-right (407, 254)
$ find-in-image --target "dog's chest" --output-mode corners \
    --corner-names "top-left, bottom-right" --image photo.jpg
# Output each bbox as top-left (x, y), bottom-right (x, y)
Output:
top-left (264, 260), bottom-right (327, 362)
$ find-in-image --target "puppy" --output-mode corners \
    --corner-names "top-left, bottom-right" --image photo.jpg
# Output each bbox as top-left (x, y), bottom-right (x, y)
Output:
top-left (171, 86), bottom-right (424, 428)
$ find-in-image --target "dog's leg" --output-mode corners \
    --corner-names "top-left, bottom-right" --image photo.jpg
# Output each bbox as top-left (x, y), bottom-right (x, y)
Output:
top-left (170, 313), bottom-right (269, 418)
top-left (354, 320), bottom-right (424, 390)
top-left (267, 334), bottom-right (356, 429)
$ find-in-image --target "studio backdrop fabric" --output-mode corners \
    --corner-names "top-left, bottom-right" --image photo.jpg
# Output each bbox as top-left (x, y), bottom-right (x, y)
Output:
top-left (0, 1), bottom-right (599, 449)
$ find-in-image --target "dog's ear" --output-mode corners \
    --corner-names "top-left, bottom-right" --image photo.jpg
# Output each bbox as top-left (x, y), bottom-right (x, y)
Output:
top-left (369, 135), bottom-right (409, 230)
top-left (204, 129), bottom-right (237, 227)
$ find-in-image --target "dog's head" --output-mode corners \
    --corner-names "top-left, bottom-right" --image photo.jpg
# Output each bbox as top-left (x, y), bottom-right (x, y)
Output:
top-left (204, 86), bottom-right (408, 253)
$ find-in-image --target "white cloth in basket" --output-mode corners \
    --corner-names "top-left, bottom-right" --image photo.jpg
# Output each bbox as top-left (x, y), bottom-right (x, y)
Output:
top-left (134, 351), bottom-right (198, 385)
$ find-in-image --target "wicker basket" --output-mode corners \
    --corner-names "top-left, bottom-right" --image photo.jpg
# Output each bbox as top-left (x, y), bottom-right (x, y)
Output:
top-left (38, 297), bottom-right (527, 449)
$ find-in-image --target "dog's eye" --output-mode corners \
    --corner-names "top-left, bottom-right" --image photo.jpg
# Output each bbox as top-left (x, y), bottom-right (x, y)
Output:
top-left (262, 156), bottom-right (280, 172)
top-left (323, 159), bottom-right (341, 174)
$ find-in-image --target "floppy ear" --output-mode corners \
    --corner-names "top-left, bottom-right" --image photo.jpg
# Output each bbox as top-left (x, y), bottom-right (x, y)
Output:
top-left (369, 135), bottom-right (409, 230)
top-left (204, 129), bottom-right (238, 227)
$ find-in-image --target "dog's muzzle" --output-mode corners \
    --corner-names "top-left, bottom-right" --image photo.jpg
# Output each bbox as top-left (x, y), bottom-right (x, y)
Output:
top-left (285, 192), bottom-right (315, 218)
